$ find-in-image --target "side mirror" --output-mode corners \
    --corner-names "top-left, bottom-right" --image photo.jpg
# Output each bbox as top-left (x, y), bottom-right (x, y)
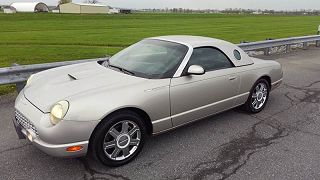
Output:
top-left (187, 65), bottom-right (205, 75)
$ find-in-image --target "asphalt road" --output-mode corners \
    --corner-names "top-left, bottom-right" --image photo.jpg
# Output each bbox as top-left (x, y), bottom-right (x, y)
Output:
top-left (1, 47), bottom-right (320, 180)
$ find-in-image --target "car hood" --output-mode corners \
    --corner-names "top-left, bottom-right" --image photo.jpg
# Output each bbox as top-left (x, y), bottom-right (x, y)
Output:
top-left (23, 62), bottom-right (145, 113)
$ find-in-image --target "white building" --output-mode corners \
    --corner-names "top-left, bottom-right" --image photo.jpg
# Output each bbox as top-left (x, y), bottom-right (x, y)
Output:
top-left (3, 6), bottom-right (17, 13)
top-left (59, 3), bottom-right (109, 14)
top-left (10, 2), bottom-right (49, 12)
top-left (252, 11), bottom-right (262, 15)
top-left (109, 7), bottom-right (120, 14)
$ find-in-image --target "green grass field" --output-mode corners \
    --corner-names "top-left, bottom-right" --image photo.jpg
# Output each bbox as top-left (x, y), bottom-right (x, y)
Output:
top-left (0, 13), bottom-right (320, 94)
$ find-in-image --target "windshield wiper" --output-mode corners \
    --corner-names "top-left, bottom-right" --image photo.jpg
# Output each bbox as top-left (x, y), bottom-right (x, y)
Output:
top-left (103, 59), bottom-right (135, 75)
top-left (108, 64), bottom-right (135, 75)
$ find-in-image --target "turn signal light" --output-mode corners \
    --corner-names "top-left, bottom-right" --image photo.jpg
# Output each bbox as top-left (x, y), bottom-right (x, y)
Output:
top-left (66, 146), bottom-right (83, 152)
top-left (27, 132), bottom-right (33, 142)
top-left (26, 129), bottom-right (34, 142)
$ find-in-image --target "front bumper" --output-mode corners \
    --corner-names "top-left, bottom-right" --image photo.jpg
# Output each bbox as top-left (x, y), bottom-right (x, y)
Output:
top-left (13, 91), bottom-right (96, 158)
top-left (13, 119), bottom-right (88, 157)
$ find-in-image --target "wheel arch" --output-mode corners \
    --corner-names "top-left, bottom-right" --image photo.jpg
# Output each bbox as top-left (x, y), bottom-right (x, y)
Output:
top-left (89, 107), bottom-right (153, 145)
top-left (259, 75), bottom-right (271, 88)
top-left (247, 75), bottom-right (272, 95)
top-left (242, 75), bottom-right (271, 113)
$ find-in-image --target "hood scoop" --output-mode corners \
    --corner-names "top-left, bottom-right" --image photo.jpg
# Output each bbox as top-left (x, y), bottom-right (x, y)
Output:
top-left (68, 74), bottom-right (78, 81)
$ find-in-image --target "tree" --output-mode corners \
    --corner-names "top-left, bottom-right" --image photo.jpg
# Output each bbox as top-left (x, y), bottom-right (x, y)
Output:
top-left (59, 0), bottom-right (71, 5)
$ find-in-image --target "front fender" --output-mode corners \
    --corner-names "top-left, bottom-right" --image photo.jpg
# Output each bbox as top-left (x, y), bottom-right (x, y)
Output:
top-left (64, 79), bottom-right (171, 128)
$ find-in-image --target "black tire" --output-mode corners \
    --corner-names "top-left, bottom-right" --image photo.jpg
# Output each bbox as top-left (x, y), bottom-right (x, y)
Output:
top-left (243, 78), bottom-right (270, 113)
top-left (89, 110), bottom-right (146, 167)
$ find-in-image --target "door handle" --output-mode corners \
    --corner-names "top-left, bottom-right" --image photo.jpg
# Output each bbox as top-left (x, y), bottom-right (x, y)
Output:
top-left (228, 76), bottom-right (237, 80)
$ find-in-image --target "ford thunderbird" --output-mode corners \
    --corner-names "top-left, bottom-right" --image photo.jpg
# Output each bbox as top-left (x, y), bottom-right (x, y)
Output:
top-left (13, 36), bottom-right (283, 166)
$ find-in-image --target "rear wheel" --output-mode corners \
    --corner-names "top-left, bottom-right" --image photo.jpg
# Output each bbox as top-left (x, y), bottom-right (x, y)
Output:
top-left (244, 79), bottom-right (270, 113)
top-left (89, 111), bottom-right (146, 167)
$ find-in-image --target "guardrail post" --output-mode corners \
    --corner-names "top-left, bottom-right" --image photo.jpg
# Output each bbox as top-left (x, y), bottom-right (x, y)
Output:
top-left (302, 42), bottom-right (308, 50)
top-left (316, 40), bottom-right (320, 47)
top-left (263, 38), bottom-right (274, 55)
top-left (16, 82), bottom-right (25, 93)
top-left (286, 44), bottom-right (291, 53)
top-left (264, 47), bottom-right (271, 56)
top-left (11, 63), bottom-right (25, 93)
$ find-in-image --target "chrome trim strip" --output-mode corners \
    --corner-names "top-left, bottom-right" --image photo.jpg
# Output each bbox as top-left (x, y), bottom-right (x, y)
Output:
top-left (152, 102), bottom-right (246, 136)
top-left (151, 117), bottom-right (172, 125)
top-left (33, 139), bottom-right (89, 148)
top-left (145, 85), bottom-right (170, 92)
top-left (151, 92), bottom-right (249, 126)
top-left (272, 78), bottom-right (283, 86)
top-left (171, 92), bottom-right (249, 119)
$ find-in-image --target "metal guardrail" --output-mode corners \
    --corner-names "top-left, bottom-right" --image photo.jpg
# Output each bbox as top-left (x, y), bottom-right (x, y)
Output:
top-left (0, 58), bottom-right (109, 91)
top-left (238, 35), bottom-right (320, 55)
top-left (0, 35), bottom-right (320, 92)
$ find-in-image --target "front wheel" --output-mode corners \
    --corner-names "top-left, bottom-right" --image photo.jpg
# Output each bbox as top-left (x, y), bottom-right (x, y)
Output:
top-left (89, 111), bottom-right (146, 167)
top-left (243, 79), bottom-right (270, 113)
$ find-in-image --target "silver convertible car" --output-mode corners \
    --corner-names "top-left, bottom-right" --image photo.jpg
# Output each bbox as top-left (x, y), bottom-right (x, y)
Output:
top-left (14, 36), bottom-right (282, 166)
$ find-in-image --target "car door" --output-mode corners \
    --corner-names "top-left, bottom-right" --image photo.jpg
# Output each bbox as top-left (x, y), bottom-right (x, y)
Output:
top-left (170, 47), bottom-right (240, 127)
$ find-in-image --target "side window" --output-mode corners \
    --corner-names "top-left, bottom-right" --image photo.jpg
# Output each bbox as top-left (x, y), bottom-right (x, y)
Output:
top-left (188, 47), bottom-right (233, 72)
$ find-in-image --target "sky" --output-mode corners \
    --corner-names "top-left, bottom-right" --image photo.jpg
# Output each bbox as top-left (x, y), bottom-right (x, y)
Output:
top-left (1, 0), bottom-right (320, 10)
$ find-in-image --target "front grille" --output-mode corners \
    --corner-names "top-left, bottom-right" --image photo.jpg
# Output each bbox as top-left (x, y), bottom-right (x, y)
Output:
top-left (15, 110), bottom-right (38, 136)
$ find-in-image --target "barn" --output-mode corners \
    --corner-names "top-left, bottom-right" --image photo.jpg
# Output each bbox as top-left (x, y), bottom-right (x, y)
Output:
top-left (2, 6), bottom-right (17, 13)
top-left (59, 3), bottom-right (109, 14)
top-left (10, 2), bottom-right (49, 12)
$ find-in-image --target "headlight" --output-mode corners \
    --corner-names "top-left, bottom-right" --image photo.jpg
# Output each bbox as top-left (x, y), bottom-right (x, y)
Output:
top-left (50, 101), bottom-right (69, 125)
top-left (26, 74), bottom-right (34, 86)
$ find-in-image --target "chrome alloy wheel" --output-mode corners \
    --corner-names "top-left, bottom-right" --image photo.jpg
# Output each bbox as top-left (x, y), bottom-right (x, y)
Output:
top-left (251, 82), bottom-right (268, 110)
top-left (103, 120), bottom-right (141, 161)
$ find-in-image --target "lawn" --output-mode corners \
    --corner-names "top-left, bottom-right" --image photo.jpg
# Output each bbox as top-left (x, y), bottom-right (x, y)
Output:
top-left (0, 13), bottom-right (319, 94)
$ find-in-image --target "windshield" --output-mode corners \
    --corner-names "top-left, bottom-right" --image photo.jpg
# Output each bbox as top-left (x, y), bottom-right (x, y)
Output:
top-left (106, 39), bottom-right (189, 79)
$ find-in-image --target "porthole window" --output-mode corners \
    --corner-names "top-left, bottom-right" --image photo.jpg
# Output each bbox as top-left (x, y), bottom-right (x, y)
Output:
top-left (234, 50), bottom-right (241, 60)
